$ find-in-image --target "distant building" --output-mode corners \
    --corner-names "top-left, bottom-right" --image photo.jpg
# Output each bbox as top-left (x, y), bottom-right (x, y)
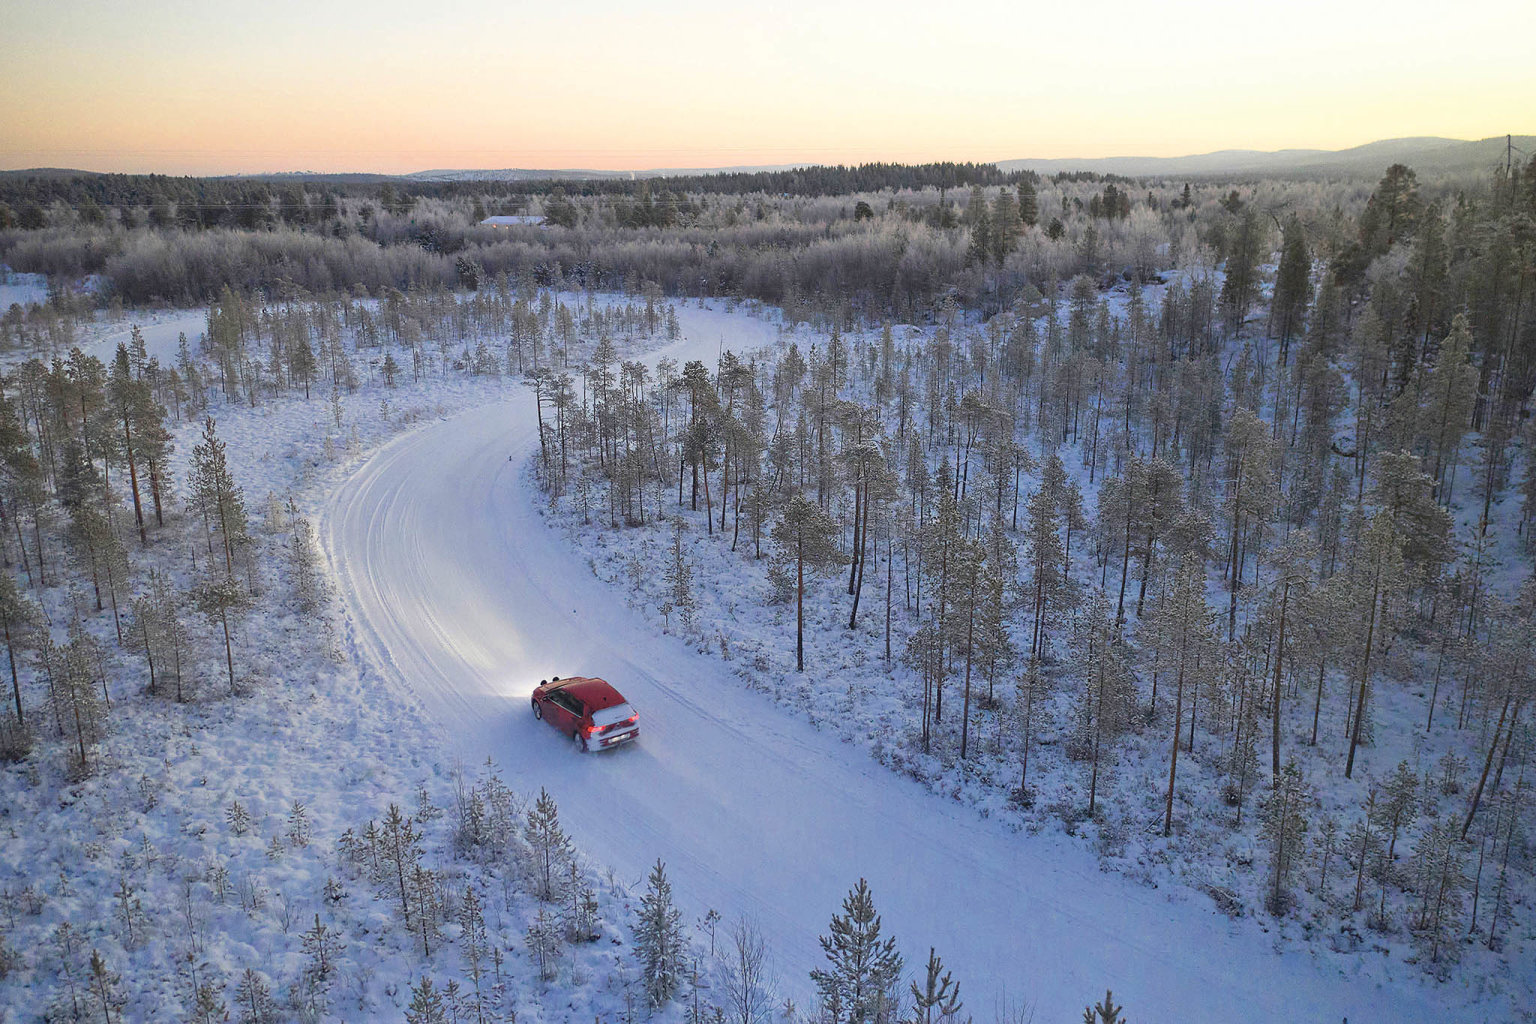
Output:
top-left (479, 214), bottom-right (545, 227)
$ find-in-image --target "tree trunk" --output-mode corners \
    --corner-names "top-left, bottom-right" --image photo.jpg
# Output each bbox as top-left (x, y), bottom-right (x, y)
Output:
top-left (1345, 566), bottom-right (1381, 779)
top-left (121, 410), bottom-right (148, 547)
top-left (1271, 580), bottom-right (1289, 778)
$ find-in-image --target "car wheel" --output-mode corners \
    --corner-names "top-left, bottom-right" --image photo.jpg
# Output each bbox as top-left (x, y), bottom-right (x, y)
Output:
top-left (572, 730), bottom-right (587, 753)
top-left (532, 700), bottom-right (542, 720)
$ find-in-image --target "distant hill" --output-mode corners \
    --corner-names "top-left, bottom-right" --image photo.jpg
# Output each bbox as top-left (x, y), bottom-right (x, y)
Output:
top-left (4, 136), bottom-right (1529, 187)
top-left (994, 136), bottom-right (1534, 179)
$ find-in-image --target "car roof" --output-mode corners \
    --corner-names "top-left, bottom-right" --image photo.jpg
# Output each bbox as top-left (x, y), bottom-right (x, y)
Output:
top-left (550, 676), bottom-right (627, 710)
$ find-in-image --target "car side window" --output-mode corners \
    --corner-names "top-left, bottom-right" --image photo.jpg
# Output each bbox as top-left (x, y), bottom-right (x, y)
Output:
top-left (551, 691), bottom-right (580, 715)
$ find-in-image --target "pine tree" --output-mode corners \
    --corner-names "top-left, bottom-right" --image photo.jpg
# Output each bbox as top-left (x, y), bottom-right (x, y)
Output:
top-left (301, 913), bottom-right (344, 982)
top-left (405, 976), bottom-right (449, 1024)
top-left (190, 416), bottom-right (250, 581)
top-left (1260, 759), bottom-right (1310, 914)
top-left (1411, 816), bottom-right (1469, 966)
top-left (907, 947), bottom-right (961, 1024)
top-left (379, 803), bottom-right (423, 925)
top-left (635, 858), bottom-right (686, 1007)
top-left (991, 191), bottom-right (1019, 265)
top-left (1147, 555), bottom-right (1215, 835)
top-left (107, 344), bottom-right (151, 546)
top-left (459, 885), bottom-right (490, 1022)
top-left (1073, 591), bottom-right (1133, 816)
top-left (1266, 534), bottom-right (1316, 777)
top-left (236, 970), bottom-right (279, 1024)
top-left (1380, 761), bottom-right (1419, 861)
top-left (666, 517), bottom-right (697, 632)
top-left (88, 948), bottom-right (125, 1024)
top-left (771, 494), bottom-right (842, 671)
top-left (525, 787), bottom-right (573, 900)
top-left (1416, 314), bottom-right (1479, 498)
top-left (285, 498), bottom-right (322, 612)
top-left (561, 859), bottom-right (599, 942)
top-left (525, 907), bottom-right (563, 981)
top-left (0, 569), bottom-right (38, 728)
top-left (1220, 208), bottom-right (1264, 335)
top-left (55, 634), bottom-right (106, 775)
top-left (810, 879), bottom-right (903, 1024)
top-left (1344, 513), bottom-right (1406, 778)
top-left (1082, 990), bottom-right (1125, 1024)
top-left (194, 564), bottom-right (250, 695)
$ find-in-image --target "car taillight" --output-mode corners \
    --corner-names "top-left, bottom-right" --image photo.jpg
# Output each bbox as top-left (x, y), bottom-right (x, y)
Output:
top-left (583, 723), bottom-right (595, 735)
top-left (624, 716), bottom-right (637, 726)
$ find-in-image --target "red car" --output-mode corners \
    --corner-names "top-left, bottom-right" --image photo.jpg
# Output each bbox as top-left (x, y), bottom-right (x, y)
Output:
top-left (531, 676), bottom-right (640, 752)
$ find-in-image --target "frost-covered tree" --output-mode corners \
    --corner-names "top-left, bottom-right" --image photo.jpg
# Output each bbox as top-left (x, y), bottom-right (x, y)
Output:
top-left (525, 907), bottom-right (563, 982)
top-left (1146, 555), bottom-right (1215, 835)
top-left (1260, 759), bottom-right (1310, 915)
top-left (810, 879), bottom-right (903, 1024)
top-left (379, 803), bottom-right (423, 926)
top-left (285, 498), bottom-right (322, 612)
top-left (1411, 816), bottom-right (1470, 966)
top-left (907, 947), bottom-right (961, 1024)
top-left (666, 517), bottom-right (697, 632)
top-left (771, 494), bottom-right (841, 671)
top-left (405, 975), bottom-right (449, 1023)
top-left (524, 787), bottom-right (573, 901)
top-left (190, 416), bottom-right (250, 581)
top-left (0, 569), bottom-right (38, 729)
top-left (724, 916), bottom-right (773, 1024)
top-left (635, 858), bottom-right (686, 1007)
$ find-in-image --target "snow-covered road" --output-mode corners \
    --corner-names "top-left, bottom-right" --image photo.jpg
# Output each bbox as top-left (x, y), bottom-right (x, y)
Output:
top-left (321, 334), bottom-right (1449, 1023)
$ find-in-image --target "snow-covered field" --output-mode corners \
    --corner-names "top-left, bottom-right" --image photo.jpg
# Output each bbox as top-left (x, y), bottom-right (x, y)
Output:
top-left (0, 270), bottom-right (49, 312)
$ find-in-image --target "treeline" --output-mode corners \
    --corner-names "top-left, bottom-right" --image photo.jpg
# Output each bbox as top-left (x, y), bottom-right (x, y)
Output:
top-left (0, 161), bottom-right (1050, 218)
top-left (5, 156), bottom-right (1533, 325)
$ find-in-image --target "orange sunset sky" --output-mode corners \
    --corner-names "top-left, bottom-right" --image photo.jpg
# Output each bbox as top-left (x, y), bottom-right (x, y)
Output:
top-left (4, 0), bottom-right (1534, 175)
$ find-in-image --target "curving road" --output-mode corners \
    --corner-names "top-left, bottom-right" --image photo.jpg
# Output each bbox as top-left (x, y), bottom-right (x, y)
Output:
top-left (321, 331), bottom-right (1450, 1023)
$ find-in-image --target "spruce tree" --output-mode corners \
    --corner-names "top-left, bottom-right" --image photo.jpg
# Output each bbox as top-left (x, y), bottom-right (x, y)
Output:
top-left (1269, 214), bottom-right (1311, 364)
top-left (1017, 178), bottom-right (1039, 227)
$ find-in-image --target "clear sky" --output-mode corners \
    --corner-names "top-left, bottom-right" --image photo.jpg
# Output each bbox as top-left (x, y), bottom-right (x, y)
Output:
top-left (4, 0), bottom-right (1533, 175)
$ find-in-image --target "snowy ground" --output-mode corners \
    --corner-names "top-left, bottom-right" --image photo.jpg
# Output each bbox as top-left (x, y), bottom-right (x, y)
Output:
top-left (318, 303), bottom-right (1521, 1022)
top-left (0, 270), bottom-right (49, 312)
top-left (4, 289), bottom-right (1527, 1022)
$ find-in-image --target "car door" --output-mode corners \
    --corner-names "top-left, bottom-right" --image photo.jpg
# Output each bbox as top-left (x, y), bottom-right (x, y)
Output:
top-left (549, 690), bottom-right (580, 732)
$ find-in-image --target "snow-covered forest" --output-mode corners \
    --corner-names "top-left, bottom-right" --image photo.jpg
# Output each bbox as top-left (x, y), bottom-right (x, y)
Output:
top-left (526, 164), bottom-right (1536, 999)
top-left (0, 156), bottom-right (1532, 1021)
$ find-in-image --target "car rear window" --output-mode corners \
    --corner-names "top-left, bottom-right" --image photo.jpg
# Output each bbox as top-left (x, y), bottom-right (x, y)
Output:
top-left (591, 703), bottom-right (636, 728)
